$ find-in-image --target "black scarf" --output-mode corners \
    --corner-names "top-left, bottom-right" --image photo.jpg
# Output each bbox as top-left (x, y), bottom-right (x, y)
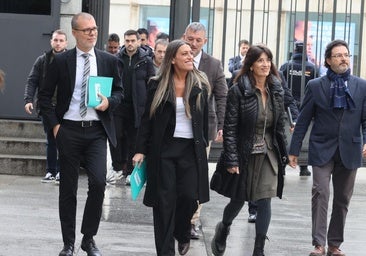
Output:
top-left (327, 68), bottom-right (355, 109)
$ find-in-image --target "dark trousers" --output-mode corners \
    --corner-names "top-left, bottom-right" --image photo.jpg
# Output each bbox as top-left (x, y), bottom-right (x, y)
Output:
top-left (248, 201), bottom-right (258, 215)
top-left (56, 120), bottom-right (107, 245)
top-left (311, 149), bottom-right (357, 248)
top-left (222, 198), bottom-right (271, 236)
top-left (153, 138), bottom-right (199, 256)
top-left (109, 107), bottom-right (137, 174)
top-left (42, 117), bottom-right (59, 176)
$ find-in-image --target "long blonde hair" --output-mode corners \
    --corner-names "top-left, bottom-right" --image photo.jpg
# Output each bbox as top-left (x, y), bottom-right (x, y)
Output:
top-left (149, 40), bottom-right (210, 118)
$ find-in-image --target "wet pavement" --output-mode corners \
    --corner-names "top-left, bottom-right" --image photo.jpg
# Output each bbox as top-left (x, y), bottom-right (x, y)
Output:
top-left (1, 164), bottom-right (366, 256)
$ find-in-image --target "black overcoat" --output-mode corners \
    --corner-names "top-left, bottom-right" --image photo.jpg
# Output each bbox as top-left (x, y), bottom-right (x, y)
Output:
top-left (135, 79), bottom-right (210, 207)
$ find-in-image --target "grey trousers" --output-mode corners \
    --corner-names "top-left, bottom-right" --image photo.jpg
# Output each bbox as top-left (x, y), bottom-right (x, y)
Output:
top-left (311, 150), bottom-right (357, 248)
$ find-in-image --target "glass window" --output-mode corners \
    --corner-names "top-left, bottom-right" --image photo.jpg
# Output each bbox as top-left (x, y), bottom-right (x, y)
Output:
top-left (285, 12), bottom-right (360, 75)
top-left (139, 5), bottom-right (212, 54)
top-left (139, 5), bottom-right (170, 48)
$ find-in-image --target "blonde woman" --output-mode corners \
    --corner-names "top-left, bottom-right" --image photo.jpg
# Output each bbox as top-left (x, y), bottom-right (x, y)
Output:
top-left (133, 40), bottom-right (211, 256)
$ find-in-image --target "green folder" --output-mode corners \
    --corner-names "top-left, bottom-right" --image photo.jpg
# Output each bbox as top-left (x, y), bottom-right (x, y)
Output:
top-left (130, 160), bottom-right (147, 200)
top-left (86, 76), bottom-right (113, 107)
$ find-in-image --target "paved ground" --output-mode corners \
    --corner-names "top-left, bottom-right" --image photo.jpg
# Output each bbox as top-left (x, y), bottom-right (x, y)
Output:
top-left (1, 164), bottom-right (366, 256)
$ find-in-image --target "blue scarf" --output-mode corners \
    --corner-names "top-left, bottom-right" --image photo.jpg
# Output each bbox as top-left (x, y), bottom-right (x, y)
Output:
top-left (327, 68), bottom-right (355, 109)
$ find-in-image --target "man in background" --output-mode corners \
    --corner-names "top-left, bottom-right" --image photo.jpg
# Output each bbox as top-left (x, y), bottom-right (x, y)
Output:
top-left (137, 28), bottom-right (154, 57)
top-left (105, 33), bottom-right (120, 55)
top-left (106, 29), bottom-right (155, 185)
top-left (24, 29), bottom-right (68, 184)
top-left (228, 39), bottom-right (250, 75)
top-left (152, 39), bottom-right (168, 73)
top-left (156, 32), bottom-right (169, 42)
top-left (280, 40), bottom-right (318, 176)
top-left (183, 22), bottom-right (228, 240)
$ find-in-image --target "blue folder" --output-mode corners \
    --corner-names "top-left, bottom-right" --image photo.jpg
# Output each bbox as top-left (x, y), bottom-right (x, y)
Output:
top-left (87, 76), bottom-right (113, 107)
top-left (130, 160), bottom-right (147, 201)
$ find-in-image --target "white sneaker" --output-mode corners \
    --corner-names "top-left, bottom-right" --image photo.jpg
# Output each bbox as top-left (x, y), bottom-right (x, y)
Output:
top-left (125, 174), bottom-right (131, 186)
top-left (41, 172), bottom-right (55, 183)
top-left (54, 172), bottom-right (60, 185)
top-left (106, 170), bottom-right (124, 184)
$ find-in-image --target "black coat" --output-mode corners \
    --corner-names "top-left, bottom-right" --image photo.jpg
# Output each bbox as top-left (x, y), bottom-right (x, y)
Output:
top-left (279, 52), bottom-right (319, 104)
top-left (228, 70), bottom-right (299, 121)
top-left (135, 79), bottom-right (210, 207)
top-left (116, 47), bottom-right (155, 128)
top-left (211, 74), bottom-right (288, 200)
top-left (24, 50), bottom-right (58, 116)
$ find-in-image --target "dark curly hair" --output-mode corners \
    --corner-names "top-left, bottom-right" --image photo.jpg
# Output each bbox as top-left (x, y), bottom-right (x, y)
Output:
top-left (323, 39), bottom-right (349, 68)
top-left (234, 44), bottom-right (279, 86)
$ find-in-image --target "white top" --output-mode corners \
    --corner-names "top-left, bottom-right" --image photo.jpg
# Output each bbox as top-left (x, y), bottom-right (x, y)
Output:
top-left (173, 97), bottom-right (193, 139)
top-left (63, 47), bottom-right (99, 121)
top-left (193, 50), bottom-right (203, 69)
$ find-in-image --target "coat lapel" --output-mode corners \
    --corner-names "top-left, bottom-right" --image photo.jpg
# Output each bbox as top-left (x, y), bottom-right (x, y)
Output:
top-left (319, 76), bottom-right (331, 107)
top-left (347, 76), bottom-right (357, 99)
top-left (95, 48), bottom-right (104, 76)
top-left (67, 48), bottom-right (77, 92)
top-left (198, 51), bottom-right (207, 70)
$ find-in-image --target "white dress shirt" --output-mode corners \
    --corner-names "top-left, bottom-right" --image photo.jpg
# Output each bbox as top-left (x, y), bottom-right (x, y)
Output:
top-left (193, 50), bottom-right (203, 69)
top-left (63, 47), bottom-right (99, 121)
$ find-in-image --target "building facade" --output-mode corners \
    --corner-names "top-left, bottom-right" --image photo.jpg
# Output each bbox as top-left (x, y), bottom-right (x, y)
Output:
top-left (0, 0), bottom-right (365, 119)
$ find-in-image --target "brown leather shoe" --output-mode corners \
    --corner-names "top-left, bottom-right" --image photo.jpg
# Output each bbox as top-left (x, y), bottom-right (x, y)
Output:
top-left (327, 246), bottom-right (346, 256)
top-left (309, 245), bottom-right (326, 256)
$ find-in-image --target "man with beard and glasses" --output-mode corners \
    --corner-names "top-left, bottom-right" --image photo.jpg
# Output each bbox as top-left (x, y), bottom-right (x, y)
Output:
top-left (289, 39), bottom-right (366, 256)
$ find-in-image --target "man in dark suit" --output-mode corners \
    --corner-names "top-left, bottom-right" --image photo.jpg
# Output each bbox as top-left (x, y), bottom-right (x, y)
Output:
top-left (289, 39), bottom-right (366, 256)
top-left (228, 39), bottom-right (250, 75)
top-left (183, 22), bottom-right (228, 239)
top-left (38, 12), bottom-right (123, 256)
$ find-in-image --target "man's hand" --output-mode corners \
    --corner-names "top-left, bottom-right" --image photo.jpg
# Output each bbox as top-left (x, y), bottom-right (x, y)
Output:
top-left (288, 155), bottom-right (298, 168)
top-left (227, 166), bottom-right (239, 174)
top-left (24, 103), bottom-right (34, 114)
top-left (94, 93), bottom-right (109, 112)
top-left (132, 153), bottom-right (145, 168)
top-left (215, 129), bottom-right (223, 142)
top-left (362, 144), bottom-right (366, 158)
top-left (289, 122), bottom-right (296, 133)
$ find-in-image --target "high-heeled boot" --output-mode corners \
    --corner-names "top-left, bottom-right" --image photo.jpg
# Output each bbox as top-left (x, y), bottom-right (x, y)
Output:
top-left (211, 221), bottom-right (230, 256)
top-left (252, 234), bottom-right (267, 256)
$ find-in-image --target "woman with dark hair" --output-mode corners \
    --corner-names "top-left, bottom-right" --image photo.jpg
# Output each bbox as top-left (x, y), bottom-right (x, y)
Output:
top-left (211, 45), bottom-right (288, 256)
top-left (132, 39), bottom-right (211, 256)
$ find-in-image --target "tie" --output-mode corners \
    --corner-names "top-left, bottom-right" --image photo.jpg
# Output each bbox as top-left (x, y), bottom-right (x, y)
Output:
top-left (80, 53), bottom-right (90, 118)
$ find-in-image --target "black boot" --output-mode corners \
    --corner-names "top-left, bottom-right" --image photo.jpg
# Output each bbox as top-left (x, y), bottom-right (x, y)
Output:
top-left (252, 234), bottom-right (267, 256)
top-left (211, 221), bottom-right (230, 256)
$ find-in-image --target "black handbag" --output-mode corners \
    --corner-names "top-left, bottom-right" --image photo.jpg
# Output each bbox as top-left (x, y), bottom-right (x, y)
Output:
top-left (210, 151), bottom-right (225, 191)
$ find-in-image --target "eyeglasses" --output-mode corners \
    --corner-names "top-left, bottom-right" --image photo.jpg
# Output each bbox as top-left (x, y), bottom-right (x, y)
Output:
top-left (73, 26), bottom-right (98, 35)
top-left (331, 53), bottom-right (352, 59)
